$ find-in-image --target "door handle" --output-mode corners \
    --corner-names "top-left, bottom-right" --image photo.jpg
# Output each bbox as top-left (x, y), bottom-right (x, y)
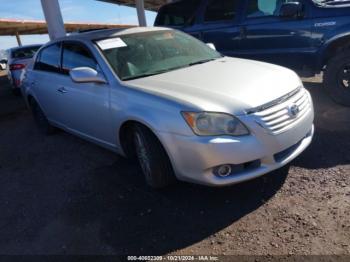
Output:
top-left (57, 87), bottom-right (67, 94)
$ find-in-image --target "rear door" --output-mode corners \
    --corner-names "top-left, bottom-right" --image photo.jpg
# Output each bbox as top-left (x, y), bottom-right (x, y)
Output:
top-left (238, 0), bottom-right (313, 70)
top-left (198, 0), bottom-right (243, 56)
top-left (31, 42), bottom-right (64, 123)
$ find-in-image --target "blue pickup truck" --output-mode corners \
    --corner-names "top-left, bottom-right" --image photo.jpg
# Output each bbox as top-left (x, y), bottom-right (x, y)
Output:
top-left (155, 0), bottom-right (350, 106)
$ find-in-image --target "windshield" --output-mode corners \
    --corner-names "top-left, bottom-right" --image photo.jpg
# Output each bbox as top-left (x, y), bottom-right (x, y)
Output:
top-left (12, 46), bottom-right (41, 59)
top-left (96, 30), bottom-right (222, 81)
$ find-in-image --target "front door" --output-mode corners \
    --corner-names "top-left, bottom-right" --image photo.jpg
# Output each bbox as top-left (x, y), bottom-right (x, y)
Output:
top-left (198, 0), bottom-right (243, 56)
top-left (238, 0), bottom-right (313, 70)
top-left (57, 42), bottom-right (114, 145)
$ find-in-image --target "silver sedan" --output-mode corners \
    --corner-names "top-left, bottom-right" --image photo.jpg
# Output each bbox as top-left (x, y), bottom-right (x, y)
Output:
top-left (22, 27), bottom-right (314, 188)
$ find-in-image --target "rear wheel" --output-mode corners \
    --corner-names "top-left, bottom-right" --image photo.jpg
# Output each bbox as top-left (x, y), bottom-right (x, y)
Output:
top-left (133, 124), bottom-right (176, 188)
top-left (30, 99), bottom-right (55, 135)
top-left (324, 50), bottom-right (350, 106)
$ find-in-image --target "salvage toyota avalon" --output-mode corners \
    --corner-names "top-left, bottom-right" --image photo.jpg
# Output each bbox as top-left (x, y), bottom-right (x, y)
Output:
top-left (22, 27), bottom-right (314, 188)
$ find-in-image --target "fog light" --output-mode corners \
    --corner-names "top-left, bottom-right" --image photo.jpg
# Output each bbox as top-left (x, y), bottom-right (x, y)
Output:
top-left (215, 165), bottom-right (232, 177)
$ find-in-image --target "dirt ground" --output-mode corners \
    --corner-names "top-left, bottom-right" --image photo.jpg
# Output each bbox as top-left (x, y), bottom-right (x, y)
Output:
top-left (0, 71), bottom-right (349, 256)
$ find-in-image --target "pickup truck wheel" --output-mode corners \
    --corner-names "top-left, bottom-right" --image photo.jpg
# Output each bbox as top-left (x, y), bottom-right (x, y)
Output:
top-left (324, 50), bottom-right (350, 106)
top-left (30, 99), bottom-right (55, 135)
top-left (133, 124), bottom-right (176, 188)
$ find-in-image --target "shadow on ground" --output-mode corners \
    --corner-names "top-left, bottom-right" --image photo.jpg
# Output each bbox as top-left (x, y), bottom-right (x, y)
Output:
top-left (58, 163), bottom-right (289, 255)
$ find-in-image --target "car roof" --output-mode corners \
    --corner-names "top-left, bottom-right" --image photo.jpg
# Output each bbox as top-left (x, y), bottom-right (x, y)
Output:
top-left (53, 26), bottom-right (171, 43)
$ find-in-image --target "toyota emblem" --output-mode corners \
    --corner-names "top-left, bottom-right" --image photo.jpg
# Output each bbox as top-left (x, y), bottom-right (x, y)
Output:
top-left (289, 104), bottom-right (300, 118)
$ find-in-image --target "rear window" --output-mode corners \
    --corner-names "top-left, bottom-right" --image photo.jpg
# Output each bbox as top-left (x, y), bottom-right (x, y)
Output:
top-left (155, 0), bottom-right (201, 27)
top-left (11, 46), bottom-right (41, 59)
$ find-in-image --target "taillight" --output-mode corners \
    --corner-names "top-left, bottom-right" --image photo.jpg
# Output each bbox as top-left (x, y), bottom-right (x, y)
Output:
top-left (9, 64), bottom-right (26, 71)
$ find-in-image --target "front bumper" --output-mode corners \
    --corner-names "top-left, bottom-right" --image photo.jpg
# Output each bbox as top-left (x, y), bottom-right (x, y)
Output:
top-left (158, 93), bottom-right (314, 186)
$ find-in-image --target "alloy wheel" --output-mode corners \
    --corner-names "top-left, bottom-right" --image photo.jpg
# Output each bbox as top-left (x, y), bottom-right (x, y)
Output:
top-left (134, 132), bottom-right (152, 178)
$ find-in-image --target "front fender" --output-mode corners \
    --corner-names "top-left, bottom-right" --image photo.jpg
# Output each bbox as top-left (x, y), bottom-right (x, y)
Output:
top-left (318, 29), bottom-right (350, 67)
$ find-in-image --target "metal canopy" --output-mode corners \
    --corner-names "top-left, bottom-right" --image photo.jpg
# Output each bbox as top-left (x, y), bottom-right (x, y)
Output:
top-left (36, 0), bottom-right (163, 41)
top-left (97, 0), bottom-right (167, 11)
top-left (0, 19), bottom-right (133, 36)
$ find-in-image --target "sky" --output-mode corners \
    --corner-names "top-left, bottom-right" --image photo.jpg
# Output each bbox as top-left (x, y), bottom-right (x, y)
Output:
top-left (0, 0), bottom-right (157, 50)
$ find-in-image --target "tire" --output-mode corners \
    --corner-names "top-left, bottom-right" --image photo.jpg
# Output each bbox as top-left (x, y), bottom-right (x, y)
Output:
top-left (133, 124), bottom-right (176, 188)
top-left (324, 50), bottom-right (350, 106)
top-left (30, 99), bottom-right (55, 135)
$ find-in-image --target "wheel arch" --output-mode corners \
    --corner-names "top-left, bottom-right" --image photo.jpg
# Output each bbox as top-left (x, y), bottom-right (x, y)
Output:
top-left (117, 118), bottom-right (179, 179)
top-left (118, 119), bottom-right (173, 163)
top-left (118, 120), bottom-right (142, 159)
top-left (322, 34), bottom-right (350, 67)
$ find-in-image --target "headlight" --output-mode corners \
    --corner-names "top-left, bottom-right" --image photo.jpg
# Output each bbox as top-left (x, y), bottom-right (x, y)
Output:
top-left (182, 112), bottom-right (249, 136)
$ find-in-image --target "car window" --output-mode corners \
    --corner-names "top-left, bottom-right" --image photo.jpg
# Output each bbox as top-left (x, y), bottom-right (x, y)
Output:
top-left (246, 0), bottom-right (291, 18)
top-left (154, 0), bottom-right (201, 27)
top-left (34, 43), bottom-right (61, 73)
top-left (204, 0), bottom-right (239, 22)
top-left (62, 43), bottom-right (98, 74)
top-left (12, 46), bottom-right (41, 59)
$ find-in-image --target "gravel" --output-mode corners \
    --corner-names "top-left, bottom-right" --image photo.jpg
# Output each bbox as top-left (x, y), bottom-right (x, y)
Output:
top-left (0, 73), bottom-right (349, 255)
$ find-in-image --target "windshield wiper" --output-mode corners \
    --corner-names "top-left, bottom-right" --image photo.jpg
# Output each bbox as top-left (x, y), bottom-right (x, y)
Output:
top-left (122, 65), bottom-right (189, 81)
top-left (188, 58), bottom-right (216, 66)
top-left (122, 58), bottom-right (220, 81)
top-left (122, 71), bottom-right (167, 81)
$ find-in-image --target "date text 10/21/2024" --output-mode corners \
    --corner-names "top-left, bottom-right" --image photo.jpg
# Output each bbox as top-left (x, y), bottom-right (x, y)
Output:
top-left (127, 255), bottom-right (219, 261)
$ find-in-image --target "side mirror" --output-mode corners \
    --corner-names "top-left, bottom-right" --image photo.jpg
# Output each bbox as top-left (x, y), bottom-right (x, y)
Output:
top-left (206, 43), bottom-right (216, 51)
top-left (279, 2), bottom-right (302, 18)
top-left (69, 67), bottom-right (107, 84)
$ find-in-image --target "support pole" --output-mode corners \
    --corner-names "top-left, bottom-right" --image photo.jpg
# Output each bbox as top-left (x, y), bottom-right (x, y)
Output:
top-left (15, 32), bottom-right (22, 46)
top-left (40, 0), bottom-right (66, 40)
top-left (135, 0), bottom-right (147, 27)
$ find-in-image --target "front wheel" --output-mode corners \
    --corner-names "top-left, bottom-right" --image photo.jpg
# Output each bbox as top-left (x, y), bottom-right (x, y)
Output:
top-left (133, 124), bottom-right (176, 188)
top-left (324, 50), bottom-right (350, 106)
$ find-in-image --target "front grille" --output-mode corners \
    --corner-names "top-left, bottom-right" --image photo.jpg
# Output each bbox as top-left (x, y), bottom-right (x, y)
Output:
top-left (253, 88), bottom-right (311, 135)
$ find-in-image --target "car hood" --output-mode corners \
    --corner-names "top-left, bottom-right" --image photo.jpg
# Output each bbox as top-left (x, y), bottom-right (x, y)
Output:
top-left (126, 57), bottom-right (302, 115)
